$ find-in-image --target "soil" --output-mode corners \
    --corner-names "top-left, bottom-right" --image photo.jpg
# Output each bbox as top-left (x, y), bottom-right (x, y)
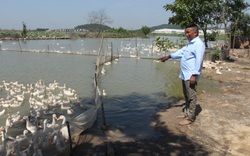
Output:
top-left (72, 50), bottom-right (250, 156)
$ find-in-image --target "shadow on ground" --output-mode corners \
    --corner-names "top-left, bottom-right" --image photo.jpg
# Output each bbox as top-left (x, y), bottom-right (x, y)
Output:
top-left (71, 92), bottom-right (210, 156)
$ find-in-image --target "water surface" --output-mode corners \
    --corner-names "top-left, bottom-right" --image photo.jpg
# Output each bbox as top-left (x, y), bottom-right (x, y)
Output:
top-left (0, 38), bottom-right (220, 140)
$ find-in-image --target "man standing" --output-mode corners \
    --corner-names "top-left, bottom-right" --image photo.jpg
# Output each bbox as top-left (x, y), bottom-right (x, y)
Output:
top-left (158, 23), bottom-right (205, 125)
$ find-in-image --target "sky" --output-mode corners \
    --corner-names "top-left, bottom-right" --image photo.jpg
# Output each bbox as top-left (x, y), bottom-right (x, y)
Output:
top-left (0, 0), bottom-right (173, 30)
top-left (0, 0), bottom-right (250, 30)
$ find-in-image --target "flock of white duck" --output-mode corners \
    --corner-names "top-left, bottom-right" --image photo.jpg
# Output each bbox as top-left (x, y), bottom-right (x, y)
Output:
top-left (0, 79), bottom-right (100, 156)
top-left (119, 41), bottom-right (178, 59)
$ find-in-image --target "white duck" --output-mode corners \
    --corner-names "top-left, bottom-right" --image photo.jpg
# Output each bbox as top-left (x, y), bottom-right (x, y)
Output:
top-left (46, 114), bottom-right (58, 128)
top-left (63, 88), bottom-right (75, 96)
top-left (69, 94), bottom-right (78, 101)
top-left (57, 84), bottom-right (66, 90)
top-left (2, 80), bottom-right (10, 86)
top-left (10, 100), bottom-right (22, 107)
top-left (102, 89), bottom-right (107, 96)
top-left (104, 61), bottom-right (111, 65)
top-left (23, 116), bottom-right (37, 134)
top-left (15, 129), bottom-right (30, 142)
top-left (5, 116), bottom-right (13, 128)
top-left (67, 108), bottom-right (74, 115)
top-left (0, 109), bottom-right (5, 116)
top-left (57, 115), bottom-right (69, 140)
top-left (10, 111), bottom-right (21, 123)
top-left (216, 68), bottom-right (222, 75)
top-left (101, 67), bottom-right (106, 75)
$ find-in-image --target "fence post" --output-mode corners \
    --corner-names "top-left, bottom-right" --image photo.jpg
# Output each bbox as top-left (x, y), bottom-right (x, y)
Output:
top-left (47, 45), bottom-right (50, 53)
top-left (136, 38), bottom-right (138, 57)
top-left (18, 39), bottom-right (22, 52)
top-left (66, 121), bottom-right (73, 155)
top-left (111, 42), bottom-right (113, 61)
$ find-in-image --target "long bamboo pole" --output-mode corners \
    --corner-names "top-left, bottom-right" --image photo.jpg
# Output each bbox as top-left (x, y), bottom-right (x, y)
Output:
top-left (66, 121), bottom-right (73, 155)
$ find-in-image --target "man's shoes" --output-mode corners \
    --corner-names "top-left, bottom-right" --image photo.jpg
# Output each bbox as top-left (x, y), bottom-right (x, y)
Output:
top-left (179, 119), bottom-right (192, 126)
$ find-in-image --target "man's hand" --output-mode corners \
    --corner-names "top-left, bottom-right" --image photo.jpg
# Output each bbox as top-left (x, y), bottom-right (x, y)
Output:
top-left (190, 75), bottom-right (196, 84)
top-left (158, 55), bottom-right (170, 62)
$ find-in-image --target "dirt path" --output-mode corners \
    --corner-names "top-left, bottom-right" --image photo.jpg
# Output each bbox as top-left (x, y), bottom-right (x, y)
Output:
top-left (72, 51), bottom-right (250, 156)
top-left (153, 57), bottom-right (250, 156)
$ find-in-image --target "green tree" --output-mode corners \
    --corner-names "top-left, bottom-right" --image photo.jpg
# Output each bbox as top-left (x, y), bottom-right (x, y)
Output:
top-left (115, 27), bottom-right (128, 33)
top-left (224, 0), bottom-right (249, 49)
top-left (107, 27), bottom-right (131, 38)
top-left (21, 21), bottom-right (27, 38)
top-left (238, 13), bottom-right (250, 36)
top-left (164, 0), bottom-right (223, 48)
top-left (207, 31), bottom-right (218, 41)
top-left (140, 26), bottom-right (151, 37)
top-left (155, 37), bottom-right (175, 56)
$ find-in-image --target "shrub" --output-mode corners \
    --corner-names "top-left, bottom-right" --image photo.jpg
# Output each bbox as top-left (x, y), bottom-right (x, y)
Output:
top-left (210, 48), bottom-right (221, 62)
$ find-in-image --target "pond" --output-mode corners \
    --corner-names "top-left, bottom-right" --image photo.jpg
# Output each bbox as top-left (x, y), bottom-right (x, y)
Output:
top-left (0, 38), bottom-right (219, 141)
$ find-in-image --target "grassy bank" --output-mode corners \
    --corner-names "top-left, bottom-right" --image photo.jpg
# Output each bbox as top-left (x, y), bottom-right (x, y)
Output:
top-left (0, 29), bottom-right (146, 40)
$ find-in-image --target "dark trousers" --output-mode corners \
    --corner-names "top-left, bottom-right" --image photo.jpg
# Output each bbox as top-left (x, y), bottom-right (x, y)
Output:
top-left (182, 80), bottom-right (197, 121)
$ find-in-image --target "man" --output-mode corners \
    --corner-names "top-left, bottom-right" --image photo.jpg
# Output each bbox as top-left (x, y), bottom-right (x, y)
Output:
top-left (158, 23), bottom-right (205, 126)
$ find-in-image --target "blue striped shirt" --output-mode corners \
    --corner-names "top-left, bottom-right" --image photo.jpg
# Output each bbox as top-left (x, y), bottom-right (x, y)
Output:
top-left (170, 36), bottom-right (205, 82)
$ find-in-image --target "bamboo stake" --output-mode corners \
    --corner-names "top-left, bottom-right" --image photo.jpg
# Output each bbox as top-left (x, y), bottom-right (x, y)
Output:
top-left (47, 45), bottom-right (50, 53)
top-left (18, 39), bottom-right (22, 52)
top-left (66, 121), bottom-right (73, 155)
top-left (136, 37), bottom-right (138, 57)
top-left (111, 42), bottom-right (113, 61)
top-left (98, 36), bottom-right (104, 56)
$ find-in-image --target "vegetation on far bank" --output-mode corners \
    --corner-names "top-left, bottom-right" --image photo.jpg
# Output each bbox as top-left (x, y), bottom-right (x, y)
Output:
top-left (0, 26), bottom-right (226, 41)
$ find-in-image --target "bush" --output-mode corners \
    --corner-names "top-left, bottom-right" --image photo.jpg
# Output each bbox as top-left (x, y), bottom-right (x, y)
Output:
top-left (210, 48), bottom-right (221, 62)
top-left (207, 31), bottom-right (218, 41)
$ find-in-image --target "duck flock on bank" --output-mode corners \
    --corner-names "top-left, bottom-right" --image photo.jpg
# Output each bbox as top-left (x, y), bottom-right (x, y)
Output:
top-left (0, 79), bottom-right (97, 156)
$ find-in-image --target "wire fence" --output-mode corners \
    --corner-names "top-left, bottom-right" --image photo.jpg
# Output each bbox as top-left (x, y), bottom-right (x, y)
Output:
top-left (0, 38), bottom-right (177, 60)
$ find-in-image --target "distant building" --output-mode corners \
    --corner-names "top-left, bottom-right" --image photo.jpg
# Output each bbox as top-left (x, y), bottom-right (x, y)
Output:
top-left (74, 29), bottom-right (88, 32)
top-left (36, 28), bottom-right (49, 31)
top-left (49, 28), bottom-right (88, 32)
top-left (152, 28), bottom-right (225, 35)
top-left (152, 28), bottom-right (184, 34)
top-left (206, 29), bottom-right (225, 34)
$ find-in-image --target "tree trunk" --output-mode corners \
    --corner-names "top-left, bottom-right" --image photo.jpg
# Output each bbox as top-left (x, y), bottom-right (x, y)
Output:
top-left (202, 28), bottom-right (208, 48)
